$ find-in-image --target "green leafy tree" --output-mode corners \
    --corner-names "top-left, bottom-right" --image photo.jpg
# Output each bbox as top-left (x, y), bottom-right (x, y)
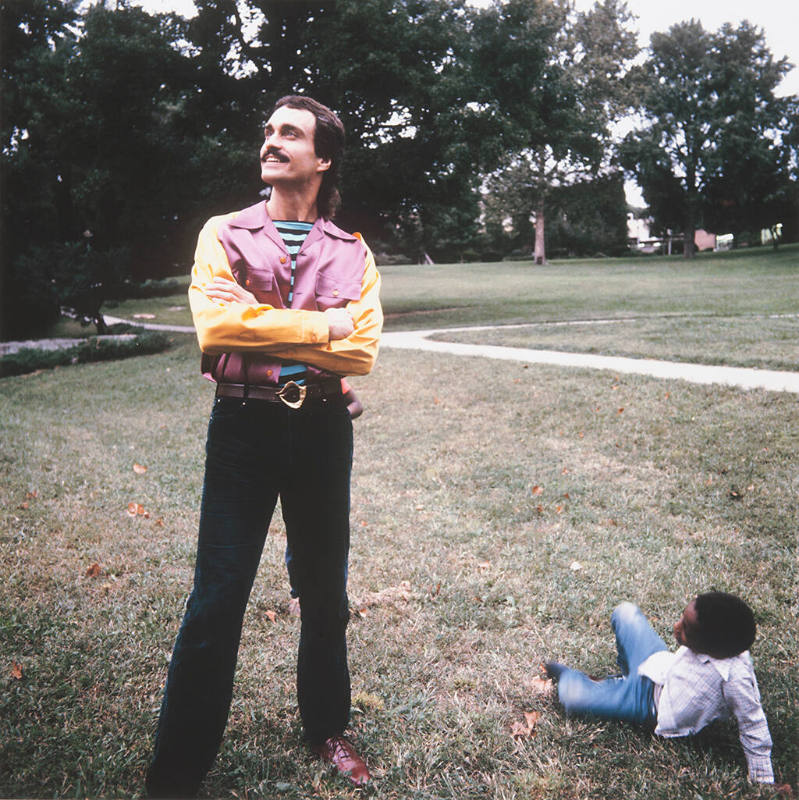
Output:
top-left (473, 0), bottom-right (639, 263)
top-left (178, 0), bottom-right (482, 260)
top-left (620, 20), bottom-right (793, 257)
top-left (2, 3), bottom-right (198, 336)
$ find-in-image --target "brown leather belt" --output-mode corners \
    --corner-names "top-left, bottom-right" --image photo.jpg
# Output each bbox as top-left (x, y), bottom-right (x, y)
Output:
top-left (215, 378), bottom-right (341, 409)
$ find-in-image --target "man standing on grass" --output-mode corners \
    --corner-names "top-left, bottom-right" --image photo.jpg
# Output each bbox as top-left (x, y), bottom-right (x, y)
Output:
top-left (146, 95), bottom-right (382, 797)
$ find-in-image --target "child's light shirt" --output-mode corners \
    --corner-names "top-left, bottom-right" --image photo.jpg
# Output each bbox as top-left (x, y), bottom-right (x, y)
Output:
top-left (638, 646), bottom-right (773, 783)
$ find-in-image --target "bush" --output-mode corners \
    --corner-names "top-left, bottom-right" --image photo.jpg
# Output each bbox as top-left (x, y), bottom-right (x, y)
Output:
top-left (0, 331), bottom-right (172, 378)
top-left (106, 276), bottom-right (187, 301)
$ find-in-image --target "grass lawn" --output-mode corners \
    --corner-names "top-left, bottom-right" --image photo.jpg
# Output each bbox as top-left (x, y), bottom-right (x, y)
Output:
top-left (1, 247), bottom-right (797, 798)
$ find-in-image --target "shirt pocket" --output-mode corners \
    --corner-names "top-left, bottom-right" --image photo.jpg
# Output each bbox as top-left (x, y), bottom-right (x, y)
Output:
top-left (241, 266), bottom-right (276, 302)
top-left (315, 272), bottom-right (361, 310)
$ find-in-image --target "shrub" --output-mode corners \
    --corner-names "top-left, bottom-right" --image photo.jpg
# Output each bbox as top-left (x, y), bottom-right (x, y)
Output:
top-left (0, 331), bottom-right (172, 378)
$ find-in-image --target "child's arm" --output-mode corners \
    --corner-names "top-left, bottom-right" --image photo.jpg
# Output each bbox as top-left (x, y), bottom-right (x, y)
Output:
top-left (340, 378), bottom-right (363, 420)
top-left (722, 672), bottom-right (774, 783)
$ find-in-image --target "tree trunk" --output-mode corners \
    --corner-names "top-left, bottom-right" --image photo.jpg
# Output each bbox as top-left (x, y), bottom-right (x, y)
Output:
top-left (533, 197), bottom-right (546, 265)
top-left (683, 170), bottom-right (697, 258)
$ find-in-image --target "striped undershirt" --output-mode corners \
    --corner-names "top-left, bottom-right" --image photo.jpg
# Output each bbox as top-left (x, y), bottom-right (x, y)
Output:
top-left (274, 220), bottom-right (313, 306)
top-left (274, 220), bottom-right (313, 384)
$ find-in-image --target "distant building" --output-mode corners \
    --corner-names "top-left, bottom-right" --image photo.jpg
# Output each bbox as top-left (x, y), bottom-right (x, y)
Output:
top-left (627, 212), bottom-right (718, 253)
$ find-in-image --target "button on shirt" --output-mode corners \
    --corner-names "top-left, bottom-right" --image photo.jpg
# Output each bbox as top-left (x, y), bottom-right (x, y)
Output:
top-left (639, 647), bottom-right (774, 783)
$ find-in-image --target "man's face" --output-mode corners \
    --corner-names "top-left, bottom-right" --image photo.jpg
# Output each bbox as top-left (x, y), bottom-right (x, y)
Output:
top-left (260, 105), bottom-right (330, 188)
top-left (673, 599), bottom-right (704, 651)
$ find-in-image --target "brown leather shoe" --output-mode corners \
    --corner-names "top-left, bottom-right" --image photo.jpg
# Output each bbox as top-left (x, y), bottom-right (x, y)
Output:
top-left (312, 735), bottom-right (371, 786)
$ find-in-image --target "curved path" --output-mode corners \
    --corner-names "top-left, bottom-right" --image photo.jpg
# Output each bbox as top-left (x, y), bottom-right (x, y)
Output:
top-left (64, 315), bottom-right (799, 395)
top-left (381, 326), bottom-right (799, 394)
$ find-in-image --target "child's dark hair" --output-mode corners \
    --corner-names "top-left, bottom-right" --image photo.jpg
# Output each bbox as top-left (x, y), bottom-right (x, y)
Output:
top-left (694, 592), bottom-right (756, 658)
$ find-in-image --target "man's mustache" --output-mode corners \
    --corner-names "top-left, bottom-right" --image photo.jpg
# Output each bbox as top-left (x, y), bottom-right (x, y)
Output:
top-left (262, 147), bottom-right (289, 162)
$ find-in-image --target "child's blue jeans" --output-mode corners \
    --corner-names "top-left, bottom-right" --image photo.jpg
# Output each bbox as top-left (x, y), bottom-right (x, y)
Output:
top-left (557, 602), bottom-right (668, 725)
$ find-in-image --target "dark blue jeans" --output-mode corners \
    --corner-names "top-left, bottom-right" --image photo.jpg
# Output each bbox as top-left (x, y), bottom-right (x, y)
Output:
top-left (146, 394), bottom-right (353, 797)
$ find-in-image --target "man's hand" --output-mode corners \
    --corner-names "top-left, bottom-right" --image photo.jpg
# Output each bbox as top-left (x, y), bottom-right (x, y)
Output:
top-left (205, 277), bottom-right (257, 305)
top-left (325, 307), bottom-right (354, 340)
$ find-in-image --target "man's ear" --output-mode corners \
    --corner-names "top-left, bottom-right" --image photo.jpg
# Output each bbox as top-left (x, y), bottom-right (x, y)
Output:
top-left (316, 157), bottom-right (332, 174)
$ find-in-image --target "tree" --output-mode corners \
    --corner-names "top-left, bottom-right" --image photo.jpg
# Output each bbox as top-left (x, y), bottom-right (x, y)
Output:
top-left (472, 0), bottom-right (638, 263)
top-left (178, 0), bottom-right (483, 260)
top-left (620, 20), bottom-right (793, 257)
top-left (2, 3), bottom-right (200, 336)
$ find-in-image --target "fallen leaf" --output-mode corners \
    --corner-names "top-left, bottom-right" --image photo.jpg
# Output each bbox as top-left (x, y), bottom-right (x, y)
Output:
top-left (562, 492), bottom-right (570, 499)
top-left (477, 561), bottom-right (491, 572)
top-left (19, 502), bottom-right (29, 510)
top-left (511, 720), bottom-right (531, 738)
top-left (86, 563), bottom-right (101, 578)
top-left (133, 463), bottom-right (147, 474)
top-left (524, 710), bottom-right (540, 728)
top-left (535, 504), bottom-right (544, 513)
top-left (127, 502), bottom-right (138, 517)
top-left (529, 675), bottom-right (553, 695)
top-left (11, 661), bottom-right (23, 680)
top-left (26, 490), bottom-right (38, 499)
top-left (265, 610), bottom-right (277, 623)
top-left (569, 561), bottom-right (582, 571)
top-left (618, 407), bottom-right (625, 414)
top-left (531, 485), bottom-right (543, 496)
top-left (555, 505), bottom-right (563, 514)
top-left (511, 710), bottom-right (540, 739)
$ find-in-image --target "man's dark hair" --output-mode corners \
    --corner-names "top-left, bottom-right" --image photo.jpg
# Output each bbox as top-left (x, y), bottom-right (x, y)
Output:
top-left (271, 94), bottom-right (345, 219)
top-left (694, 591), bottom-right (756, 658)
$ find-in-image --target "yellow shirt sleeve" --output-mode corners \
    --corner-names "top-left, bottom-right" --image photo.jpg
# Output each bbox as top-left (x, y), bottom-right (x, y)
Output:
top-left (189, 217), bottom-right (383, 376)
top-left (189, 215), bottom-right (330, 353)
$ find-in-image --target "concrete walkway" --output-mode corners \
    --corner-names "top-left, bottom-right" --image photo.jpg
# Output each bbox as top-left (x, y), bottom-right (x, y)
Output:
top-left (381, 326), bottom-right (799, 394)
top-left (10, 316), bottom-right (798, 394)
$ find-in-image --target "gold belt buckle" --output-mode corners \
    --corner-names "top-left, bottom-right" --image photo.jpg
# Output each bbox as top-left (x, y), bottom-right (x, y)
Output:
top-left (277, 380), bottom-right (307, 409)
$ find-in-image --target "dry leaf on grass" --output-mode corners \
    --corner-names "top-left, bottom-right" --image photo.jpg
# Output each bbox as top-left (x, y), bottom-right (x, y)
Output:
top-left (127, 502), bottom-right (150, 518)
top-left (529, 675), bottom-right (554, 695)
top-left (265, 610), bottom-right (277, 623)
top-left (11, 661), bottom-right (23, 680)
top-left (86, 563), bottom-right (101, 578)
top-left (511, 710), bottom-right (540, 740)
top-left (133, 463), bottom-right (147, 474)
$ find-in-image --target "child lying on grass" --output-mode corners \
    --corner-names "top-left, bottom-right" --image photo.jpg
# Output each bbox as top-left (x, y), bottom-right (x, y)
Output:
top-left (546, 593), bottom-right (785, 787)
